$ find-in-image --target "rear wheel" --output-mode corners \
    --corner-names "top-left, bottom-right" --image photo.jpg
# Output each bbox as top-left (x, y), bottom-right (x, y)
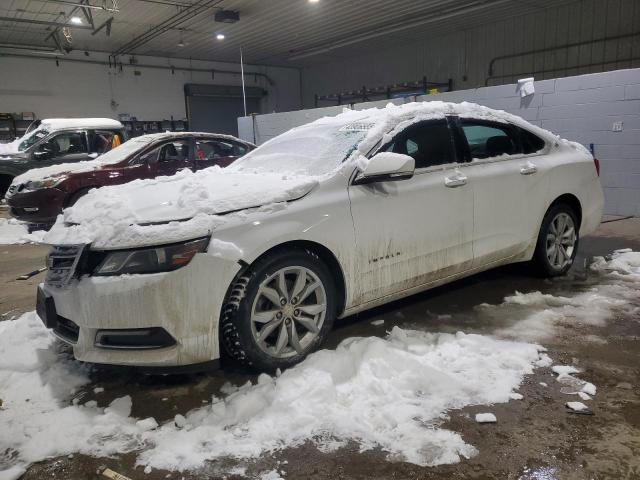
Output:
top-left (220, 249), bottom-right (336, 371)
top-left (531, 204), bottom-right (579, 276)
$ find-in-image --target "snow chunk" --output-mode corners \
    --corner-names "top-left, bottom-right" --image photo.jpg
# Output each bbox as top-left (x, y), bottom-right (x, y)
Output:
top-left (552, 365), bottom-right (580, 377)
top-left (0, 465), bottom-right (27, 480)
top-left (136, 418), bottom-right (159, 432)
top-left (370, 319), bottom-right (385, 326)
top-left (0, 219), bottom-right (46, 245)
top-left (106, 396), bottom-right (132, 418)
top-left (144, 465), bottom-right (152, 474)
top-left (509, 393), bottom-right (524, 400)
top-left (566, 401), bottom-right (589, 412)
top-left (578, 392), bottom-right (591, 401)
top-left (581, 382), bottom-right (597, 396)
top-left (260, 470), bottom-right (284, 480)
top-left (93, 387), bottom-right (104, 394)
top-left (475, 413), bottom-right (497, 423)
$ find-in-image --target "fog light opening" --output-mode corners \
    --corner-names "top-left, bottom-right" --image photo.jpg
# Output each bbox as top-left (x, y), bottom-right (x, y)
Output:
top-left (95, 327), bottom-right (176, 350)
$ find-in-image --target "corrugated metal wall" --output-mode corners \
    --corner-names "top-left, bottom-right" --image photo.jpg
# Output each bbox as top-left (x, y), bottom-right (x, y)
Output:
top-left (302, 0), bottom-right (640, 108)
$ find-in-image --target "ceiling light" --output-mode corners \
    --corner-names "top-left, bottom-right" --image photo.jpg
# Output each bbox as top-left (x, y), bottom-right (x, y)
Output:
top-left (309, 0), bottom-right (320, 3)
top-left (216, 33), bottom-right (225, 40)
top-left (70, 16), bottom-right (82, 24)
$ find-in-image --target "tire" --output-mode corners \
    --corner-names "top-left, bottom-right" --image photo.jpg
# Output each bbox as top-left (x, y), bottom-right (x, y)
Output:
top-left (220, 248), bottom-right (337, 371)
top-left (531, 203), bottom-right (579, 277)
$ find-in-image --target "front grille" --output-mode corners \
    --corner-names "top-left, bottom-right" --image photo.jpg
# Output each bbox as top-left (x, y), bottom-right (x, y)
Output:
top-left (53, 316), bottom-right (80, 343)
top-left (45, 244), bottom-right (87, 287)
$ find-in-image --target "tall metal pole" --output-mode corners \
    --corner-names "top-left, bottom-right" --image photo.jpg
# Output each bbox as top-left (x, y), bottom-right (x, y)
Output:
top-left (240, 46), bottom-right (247, 117)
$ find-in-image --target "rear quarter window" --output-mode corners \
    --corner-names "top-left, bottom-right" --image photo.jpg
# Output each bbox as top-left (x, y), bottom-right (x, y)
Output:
top-left (517, 127), bottom-right (546, 154)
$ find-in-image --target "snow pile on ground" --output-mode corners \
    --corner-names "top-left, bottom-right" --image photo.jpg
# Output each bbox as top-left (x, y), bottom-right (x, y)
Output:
top-left (0, 313), bottom-right (148, 476)
top-left (489, 250), bottom-right (640, 342)
top-left (0, 218), bottom-right (46, 245)
top-left (139, 329), bottom-right (546, 470)
top-left (0, 314), bottom-right (546, 475)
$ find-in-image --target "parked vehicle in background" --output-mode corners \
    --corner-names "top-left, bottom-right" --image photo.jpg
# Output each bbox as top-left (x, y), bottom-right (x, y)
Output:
top-left (6, 132), bottom-right (254, 228)
top-left (0, 118), bottom-right (126, 199)
top-left (36, 101), bottom-right (603, 371)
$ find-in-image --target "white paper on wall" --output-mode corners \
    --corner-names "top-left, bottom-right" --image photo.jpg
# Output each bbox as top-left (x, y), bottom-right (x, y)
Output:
top-left (517, 77), bottom-right (535, 97)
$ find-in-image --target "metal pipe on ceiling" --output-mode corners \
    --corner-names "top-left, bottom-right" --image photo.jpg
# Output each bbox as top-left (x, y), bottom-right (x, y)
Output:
top-left (37, 0), bottom-right (118, 11)
top-left (0, 52), bottom-right (275, 85)
top-left (288, 0), bottom-right (511, 61)
top-left (0, 16), bottom-right (94, 29)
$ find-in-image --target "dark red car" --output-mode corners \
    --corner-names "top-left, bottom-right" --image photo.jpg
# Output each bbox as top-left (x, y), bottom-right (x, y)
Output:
top-left (6, 132), bottom-right (255, 228)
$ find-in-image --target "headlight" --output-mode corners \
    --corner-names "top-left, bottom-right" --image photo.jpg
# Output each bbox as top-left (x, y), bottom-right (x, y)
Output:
top-left (24, 177), bottom-right (64, 191)
top-left (93, 237), bottom-right (209, 276)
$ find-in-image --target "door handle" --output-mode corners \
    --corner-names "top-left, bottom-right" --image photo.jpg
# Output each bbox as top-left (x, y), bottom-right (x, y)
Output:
top-left (520, 162), bottom-right (537, 175)
top-left (444, 174), bottom-right (467, 188)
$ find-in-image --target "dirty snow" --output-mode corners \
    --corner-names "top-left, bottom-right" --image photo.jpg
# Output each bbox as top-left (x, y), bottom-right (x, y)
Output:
top-left (0, 218), bottom-right (46, 245)
top-left (566, 401), bottom-right (589, 412)
top-left (0, 250), bottom-right (638, 476)
top-left (475, 413), bottom-right (497, 423)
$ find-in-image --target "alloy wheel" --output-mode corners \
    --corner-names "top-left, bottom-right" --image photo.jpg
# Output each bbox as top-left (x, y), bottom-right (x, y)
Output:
top-left (250, 266), bottom-right (327, 358)
top-left (545, 212), bottom-right (576, 270)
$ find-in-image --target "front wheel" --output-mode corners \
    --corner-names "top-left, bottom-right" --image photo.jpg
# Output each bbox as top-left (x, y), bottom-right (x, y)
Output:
top-left (531, 204), bottom-right (579, 277)
top-left (220, 249), bottom-right (336, 371)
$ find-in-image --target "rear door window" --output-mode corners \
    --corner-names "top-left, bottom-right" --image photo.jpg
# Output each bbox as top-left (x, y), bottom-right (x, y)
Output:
top-left (460, 122), bottom-right (522, 160)
top-left (384, 119), bottom-right (457, 169)
top-left (90, 130), bottom-right (123, 154)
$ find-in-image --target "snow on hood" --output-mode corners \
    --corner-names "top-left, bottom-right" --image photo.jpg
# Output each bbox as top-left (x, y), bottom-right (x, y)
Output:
top-left (45, 167), bottom-right (318, 247)
top-left (11, 136), bottom-right (158, 186)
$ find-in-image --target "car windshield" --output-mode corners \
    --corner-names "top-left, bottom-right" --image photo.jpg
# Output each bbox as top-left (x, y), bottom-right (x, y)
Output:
top-left (95, 136), bottom-right (158, 165)
top-left (229, 122), bottom-right (371, 176)
top-left (18, 129), bottom-right (49, 151)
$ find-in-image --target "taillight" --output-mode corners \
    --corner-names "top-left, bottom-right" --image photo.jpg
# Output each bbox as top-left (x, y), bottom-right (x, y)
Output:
top-left (593, 157), bottom-right (600, 176)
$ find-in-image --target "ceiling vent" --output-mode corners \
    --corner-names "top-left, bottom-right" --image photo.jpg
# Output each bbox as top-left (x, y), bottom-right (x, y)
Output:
top-left (214, 10), bottom-right (240, 23)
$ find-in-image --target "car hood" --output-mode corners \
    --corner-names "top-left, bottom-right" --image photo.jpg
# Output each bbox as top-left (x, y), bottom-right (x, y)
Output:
top-left (45, 167), bottom-right (319, 248)
top-left (11, 157), bottom-right (105, 186)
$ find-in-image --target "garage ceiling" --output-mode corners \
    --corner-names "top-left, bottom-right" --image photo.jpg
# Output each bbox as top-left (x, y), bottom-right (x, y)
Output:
top-left (0, 0), bottom-right (570, 66)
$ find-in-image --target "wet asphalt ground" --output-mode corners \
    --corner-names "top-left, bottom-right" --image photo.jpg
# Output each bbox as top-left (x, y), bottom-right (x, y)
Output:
top-left (1, 214), bottom-right (639, 480)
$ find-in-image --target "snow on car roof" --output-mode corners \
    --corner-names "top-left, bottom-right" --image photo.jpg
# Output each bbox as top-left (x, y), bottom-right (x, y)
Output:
top-left (39, 118), bottom-right (123, 130)
top-left (299, 100), bottom-right (554, 155)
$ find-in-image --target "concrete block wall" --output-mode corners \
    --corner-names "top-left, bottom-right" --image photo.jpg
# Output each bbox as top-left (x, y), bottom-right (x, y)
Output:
top-left (239, 68), bottom-right (640, 216)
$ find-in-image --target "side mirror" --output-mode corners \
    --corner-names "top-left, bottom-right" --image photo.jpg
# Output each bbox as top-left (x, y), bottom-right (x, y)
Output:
top-left (354, 152), bottom-right (415, 185)
top-left (33, 150), bottom-right (51, 160)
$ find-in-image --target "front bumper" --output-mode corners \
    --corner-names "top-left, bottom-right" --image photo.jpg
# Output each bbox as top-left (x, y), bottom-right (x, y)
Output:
top-left (7, 187), bottom-right (66, 225)
top-left (38, 252), bottom-right (241, 367)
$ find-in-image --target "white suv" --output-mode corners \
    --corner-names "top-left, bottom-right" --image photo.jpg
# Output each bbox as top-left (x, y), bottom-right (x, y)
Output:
top-left (37, 102), bottom-right (604, 370)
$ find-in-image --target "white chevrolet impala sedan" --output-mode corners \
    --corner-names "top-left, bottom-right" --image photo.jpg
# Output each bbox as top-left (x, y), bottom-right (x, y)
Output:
top-left (38, 102), bottom-right (604, 370)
